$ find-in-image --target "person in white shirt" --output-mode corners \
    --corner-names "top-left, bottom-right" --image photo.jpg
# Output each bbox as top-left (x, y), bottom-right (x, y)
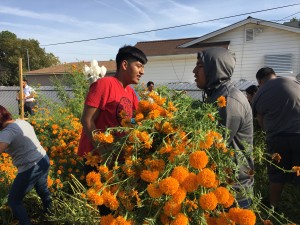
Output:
top-left (142, 81), bottom-right (158, 103)
top-left (16, 79), bottom-right (36, 116)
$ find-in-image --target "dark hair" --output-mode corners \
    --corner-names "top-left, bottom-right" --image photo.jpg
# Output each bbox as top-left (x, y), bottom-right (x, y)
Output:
top-left (23, 78), bottom-right (28, 83)
top-left (147, 81), bottom-right (154, 87)
top-left (0, 105), bottom-right (12, 129)
top-left (256, 67), bottom-right (276, 80)
top-left (245, 85), bottom-right (258, 95)
top-left (116, 45), bottom-right (147, 71)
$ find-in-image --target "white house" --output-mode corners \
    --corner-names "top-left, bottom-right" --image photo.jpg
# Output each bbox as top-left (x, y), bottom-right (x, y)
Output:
top-left (137, 17), bottom-right (300, 84)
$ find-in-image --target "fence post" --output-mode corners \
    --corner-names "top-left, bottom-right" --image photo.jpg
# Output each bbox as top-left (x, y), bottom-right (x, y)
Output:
top-left (19, 58), bottom-right (24, 119)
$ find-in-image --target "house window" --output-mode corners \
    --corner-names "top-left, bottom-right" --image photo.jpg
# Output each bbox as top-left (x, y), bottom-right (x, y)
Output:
top-left (264, 54), bottom-right (293, 75)
top-left (245, 29), bottom-right (254, 42)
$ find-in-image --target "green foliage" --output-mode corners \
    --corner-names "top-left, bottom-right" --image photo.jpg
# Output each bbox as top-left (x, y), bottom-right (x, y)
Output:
top-left (1, 85), bottom-right (300, 224)
top-left (46, 176), bottom-right (100, 225)
top-left (50, 65), bottom-right (90, 118)
top-left (0, 30), bottom-right (60, 86)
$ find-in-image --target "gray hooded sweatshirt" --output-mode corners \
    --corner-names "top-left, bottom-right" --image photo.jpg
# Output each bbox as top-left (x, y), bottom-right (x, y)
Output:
top-left (198, 47), bottom-right (254, 199)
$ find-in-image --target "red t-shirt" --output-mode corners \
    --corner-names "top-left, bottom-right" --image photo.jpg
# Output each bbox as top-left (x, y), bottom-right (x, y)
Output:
top-left (77, 76), bottom-right (138, 156)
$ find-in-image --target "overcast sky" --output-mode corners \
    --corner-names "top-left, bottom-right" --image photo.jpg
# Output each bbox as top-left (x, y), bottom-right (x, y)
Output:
top-left (1, 0), bottom-right (300, 63)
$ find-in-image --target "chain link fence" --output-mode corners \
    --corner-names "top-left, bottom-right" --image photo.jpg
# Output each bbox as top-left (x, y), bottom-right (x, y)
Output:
top-left (0, 86), bottom-right (73, 115)
top-left (0, 80), bottom-right (254, 116)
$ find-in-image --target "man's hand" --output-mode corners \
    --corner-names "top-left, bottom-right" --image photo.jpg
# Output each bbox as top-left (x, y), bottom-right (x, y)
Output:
top-left (81, 105), bottom-right (100, 145)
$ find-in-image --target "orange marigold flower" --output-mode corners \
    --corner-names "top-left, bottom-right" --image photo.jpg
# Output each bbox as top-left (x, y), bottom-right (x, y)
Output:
top-left (292, 166), bottom-right (300, 176)
top-left (86, 171), bottom-right (101, 187)
top-left (85, 152), bottom-right (102, 168)
top-left (137, 131), bottom-right (151, 143)
top-left (217, 96), bottom-right (226, 107)
top-left (181, 172), bottom-right (199, 192)
top-left (171, 187), bottom-right (187, 204)
top-left (171, 166), bottom-right (189, 184)
top-left (168, 101), bottom-right (177, 112)
top-left (237, 209), bottom-right (256, 225)
top-left (102, 191), bottom-right (119, 211)
top-left (140, 170), bottom-right (159, 183)
top-left (206, 216), bottom-right (218, 225)
top-left (93, 132), bottom-right (114, 144)
top-left (52, 124), bottom-right (59, 130)
top-left (86, 188), bottom-right (104, 206)
top-left (116, 216), bottom-right (131, 225)
top-left (159, 177), bottom-right (179, 195)
top-left (160, 213), bottom-right (171, 225)
top-left (189, 151), bottom-right (208, 169)
top-left (47, 176), bottom-right (53, 187)
top-left (199, 192), bottom-right (218, 211)
top-left (137, 100), bottom-right (152, 114)
top-left (271, 153), bottom-right (281, 163)
top-left (135, 112), bottom-right (144, 122)
top-left (215, 142), bottom-right (228, 152)
top-left (197, 168), bottom-right (216, 188)
top-left (147, 183), bottom-right (163, 198)
top-left (222, 192), bottom-right (235, 208)
top-left (207, 113), bottom-right (215, 121)
top-left (98, 165), bottom-right (109, 174)
top-left (162, 121), bottom-right (174, 134)
top-left (144, 159), bottom-right (165, 172)
top-left (159, 144), bottom-right (173, 154)
top-left (185, 198), bottom-right (199, 212)
top-left (171, 213), bottom-right (188, 225)
top-left (100, 214), bottom-right (115, 225)
top-left (213, 187), bottom-right (230, 204)
top-left (148, 109), bottom-right (161, 119)
top-left (163, 200), bottom-right (181, 217)
top-left (216, 212), bottom-right (235, 225)
top-left (199, 135), bottom-right (214, 149)
top-left (228, 207), bottom-right (242, 224)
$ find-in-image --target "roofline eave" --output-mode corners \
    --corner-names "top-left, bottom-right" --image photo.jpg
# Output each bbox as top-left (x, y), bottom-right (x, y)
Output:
top-left (179, 17), bottom-right (300, 48)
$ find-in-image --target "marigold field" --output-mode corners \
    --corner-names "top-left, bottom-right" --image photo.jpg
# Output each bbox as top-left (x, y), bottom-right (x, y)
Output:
top-left (1, 68), bottom-right (299, 225)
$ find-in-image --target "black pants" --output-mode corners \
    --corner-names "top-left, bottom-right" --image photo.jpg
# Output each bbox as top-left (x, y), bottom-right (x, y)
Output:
top-left (24, 101), bottom-right (36, 116)
top-left (267, 134), bottom-right (300, 184)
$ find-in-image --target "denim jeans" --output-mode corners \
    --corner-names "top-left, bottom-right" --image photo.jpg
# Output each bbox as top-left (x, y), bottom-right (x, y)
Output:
top-left (237, 198), bottom-right (252, 209)
top-left (8, 155), bottom-right (51, 225)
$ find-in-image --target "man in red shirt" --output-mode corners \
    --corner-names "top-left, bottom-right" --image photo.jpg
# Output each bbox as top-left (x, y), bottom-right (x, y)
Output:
top-left (78, 45), bottom-right (147, 161)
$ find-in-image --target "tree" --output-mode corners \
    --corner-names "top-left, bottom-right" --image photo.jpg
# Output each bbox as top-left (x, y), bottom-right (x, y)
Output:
top-left (290, 17), bottom-right (299, 22)
top-left (0, 31), bottom-right (60, 86)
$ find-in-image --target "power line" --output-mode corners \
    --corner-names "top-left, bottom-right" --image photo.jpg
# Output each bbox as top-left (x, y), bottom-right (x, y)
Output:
top-left (42, 3), bottom-right (300, 47)
top-left (274, 11), bottom-right (300, 22)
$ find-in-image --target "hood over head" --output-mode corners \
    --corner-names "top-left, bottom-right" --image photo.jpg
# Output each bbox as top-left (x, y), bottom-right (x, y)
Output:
top-left (197, 47), bottom-right (236, 90)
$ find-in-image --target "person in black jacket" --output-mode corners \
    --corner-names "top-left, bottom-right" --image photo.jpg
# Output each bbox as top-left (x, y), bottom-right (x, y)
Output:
top-left (193, 47), bottom-right (254, 208)
top-left (252, 67), bottom-right (300, 210)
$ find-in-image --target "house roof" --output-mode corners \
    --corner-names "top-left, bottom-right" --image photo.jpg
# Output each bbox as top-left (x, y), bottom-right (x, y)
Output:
top-left (24, 60), bottom-right (116, 76)
top-left (180, 17), bottom-right (300, 48)
top-left (134, 38), bottom-right (230, 56)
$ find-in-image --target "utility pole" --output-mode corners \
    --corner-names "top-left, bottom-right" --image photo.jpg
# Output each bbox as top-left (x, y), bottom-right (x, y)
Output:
top-left (26, 48), bottom-right (30, 71)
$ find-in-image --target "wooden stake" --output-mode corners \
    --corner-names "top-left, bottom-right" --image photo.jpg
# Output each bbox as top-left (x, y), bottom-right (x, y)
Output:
top-left (19, 58), bottom-right (24, 120)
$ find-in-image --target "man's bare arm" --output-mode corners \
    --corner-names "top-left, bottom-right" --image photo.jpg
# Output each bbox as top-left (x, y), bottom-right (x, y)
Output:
top-left (81, 105), bottom-right (100, 146)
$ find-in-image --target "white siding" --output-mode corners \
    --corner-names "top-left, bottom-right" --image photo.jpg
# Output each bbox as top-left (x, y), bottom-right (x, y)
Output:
top-left (141, 55), bottom-right (197, 84)
top-left (205, 24), bottom-right (300, 81)
top-left (140, 23), bottom-right (300, 84)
